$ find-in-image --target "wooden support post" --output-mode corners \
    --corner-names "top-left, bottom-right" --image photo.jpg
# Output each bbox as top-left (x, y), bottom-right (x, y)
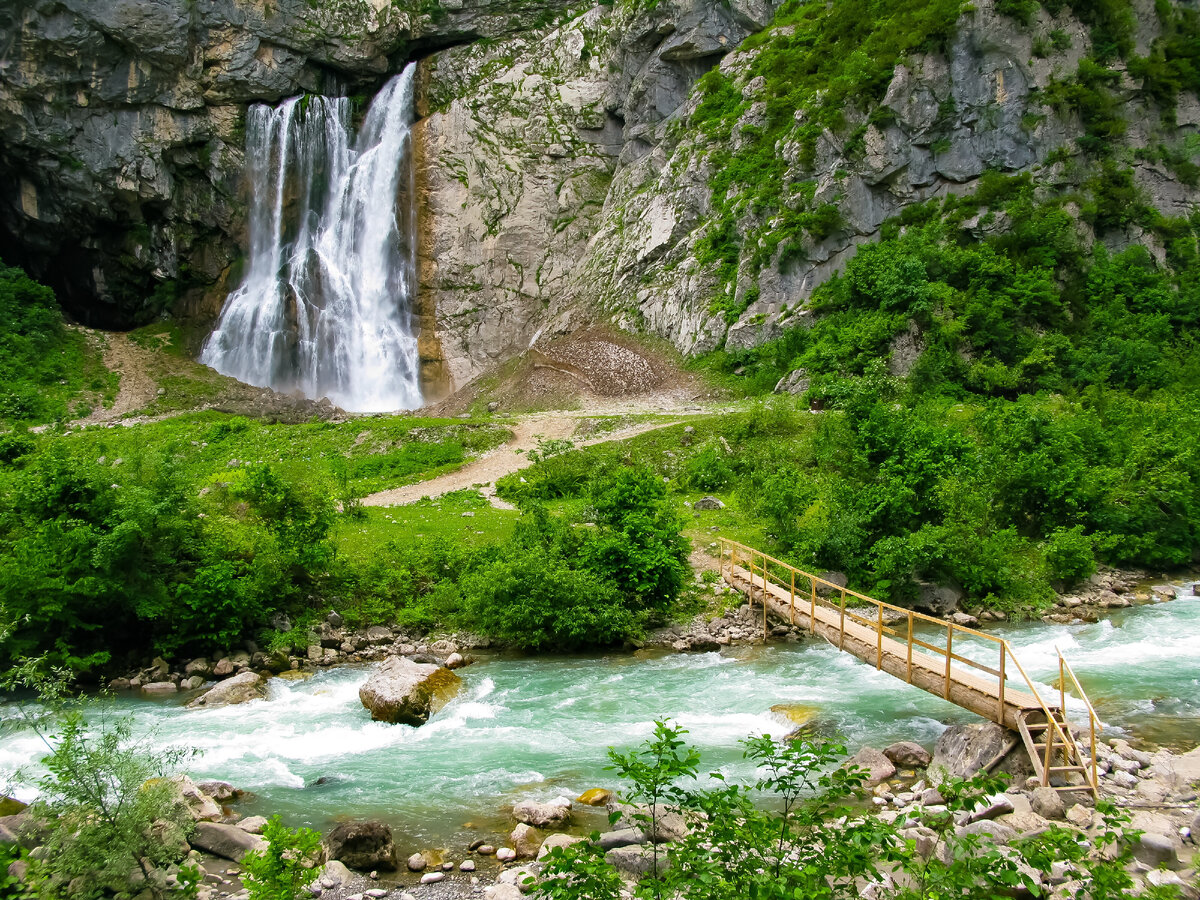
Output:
top-left (906, 611), bottom-right (914, 684)
top-left (790, 570), bottom-right (795, 625)
top-left (876, 604), bottom-right (883, 669)
top-left (810, 579), bottom-right (816, 630)
top-left (1044, 728), bottom-right (1054, 786)
top-left (944, 624), bottom-right (953, 700)
top-left (839, 591), bottom-right (846, 650)
top-left (1089, 713), bottom-right (1098, 792)
top-left (998, 645), bottom-right (1006, 725)
top-left (763, 561), bottom-right (768, 640)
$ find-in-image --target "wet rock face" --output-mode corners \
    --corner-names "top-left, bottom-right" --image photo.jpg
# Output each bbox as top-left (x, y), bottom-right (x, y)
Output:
top-left (0, 0), bottom-right (576, 329)
top-left (358, 656), bottom-right (462, 725)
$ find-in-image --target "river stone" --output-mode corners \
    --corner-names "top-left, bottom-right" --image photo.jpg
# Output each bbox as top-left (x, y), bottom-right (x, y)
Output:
top-left (495, 847), bottom-right (517, 862)
top-left (318, 860), bottom-right (354, 888)
top-left (537, 833), bottom-right (584, 860)
top-left (187, 671), bottom-right (266, 709)
top-left (141, 681), bottom-right (177, 695)
top-left (845, 746), bottom-right (896, 785)
top-left (445, 652), bottom-right (466, 669)
top-left (1135, 833), bottom-right (1181, 869)
top-left (421, 871), bottom-right (445, 884)
top-left (693, 497), bottom-right (725, 510)
top-left (597, 829), bottom-right (646, 850)
top-left (166, 774), bottom-right (221, 822)
top-left (484, 885), bottom-right (523, 900)
top-left (460, 859), bottom-right (475, 871)
top-left (510, 823), bottom-right (542, 859)
top-left (212, 658), bottom-right (235, 678)
top-left (1029, 786), bottom-right (1066, 820)
top-left (189, 821), bottom-right (266, 862)
top-left (196, 781), bottom-right (239, 803)
top-left (883, 741), bottom-right (932, 768)
top-left (359, 657), bottom-right (462, 725)
top-left (407, 852), bottom-right (427, 872)
top-left (605, 846), bottom-right (669, 880)
top-left (325, 821), bottom-right (397, 871)
top-left (930, 722), bottom-right (1010, 779)
top-left (956, 820), bottom-right (1017, 845)
top-left (237, 816), bottom-right (269, 834)
top-left (575, 788), bottom-right (613, 806)
top-left (513, 797), bottom-right (572, 828)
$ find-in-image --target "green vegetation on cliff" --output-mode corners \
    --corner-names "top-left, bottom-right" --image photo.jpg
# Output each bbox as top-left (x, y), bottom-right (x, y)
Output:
top-left (0, 260), bottom-right (110, 424)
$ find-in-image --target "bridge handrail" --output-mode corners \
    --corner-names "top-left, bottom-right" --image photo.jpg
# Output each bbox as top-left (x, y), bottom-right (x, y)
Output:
top-left (717, 537), bottom-right (1099, 795)
top-left (1057, 649), bottom-right (1102, 792)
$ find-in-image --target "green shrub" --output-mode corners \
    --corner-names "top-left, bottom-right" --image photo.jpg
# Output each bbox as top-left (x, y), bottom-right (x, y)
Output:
top-left (242, 817), bottom-right (323, 900)
top-left (1043, 525), bottom-right (1097, 584)
top-left (685, 443), bottom-right (733, 491)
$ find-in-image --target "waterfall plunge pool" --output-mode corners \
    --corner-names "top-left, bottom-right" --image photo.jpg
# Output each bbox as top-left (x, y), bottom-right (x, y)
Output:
top-left (2, 584), bottom-right (1197, 851)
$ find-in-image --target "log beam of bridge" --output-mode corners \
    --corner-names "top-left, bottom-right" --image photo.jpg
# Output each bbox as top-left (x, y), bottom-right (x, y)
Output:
top-left (722, 562), bottom-right (1042, 732)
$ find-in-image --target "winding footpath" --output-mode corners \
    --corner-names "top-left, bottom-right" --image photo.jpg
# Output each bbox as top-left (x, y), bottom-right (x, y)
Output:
top-left (361, 414), bottom-right (681, 509)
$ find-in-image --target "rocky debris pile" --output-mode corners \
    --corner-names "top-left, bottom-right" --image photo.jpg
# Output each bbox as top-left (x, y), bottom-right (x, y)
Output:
top-left (107, 611), bottom-right (483, 697)
top-left (538, 339), bottom-right (664, 397)
top-left (358, 657), bottom-right (463, 726)
top-left (1041, 569), bottom-right (1185, 625)
top-left (643, 602), bottom-right (799, 652)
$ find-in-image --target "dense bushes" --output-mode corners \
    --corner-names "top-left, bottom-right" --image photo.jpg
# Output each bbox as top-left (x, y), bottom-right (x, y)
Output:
top-left (0, 260), bottom-right (100, 424)
top-left (0, 445), bottom-right (335, 671)
top-left (342, 468), bottom-right (691, 650)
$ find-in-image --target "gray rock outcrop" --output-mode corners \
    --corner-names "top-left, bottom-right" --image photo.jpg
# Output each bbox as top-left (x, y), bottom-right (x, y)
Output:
top-left (930, 722), bottom-right (1011, 779)
top-left (324, 820), bottom-right (397, 871)
top-left (189, 821), bottom-right (266, 862)
top-left (358, 657), bottom-right (462, 725)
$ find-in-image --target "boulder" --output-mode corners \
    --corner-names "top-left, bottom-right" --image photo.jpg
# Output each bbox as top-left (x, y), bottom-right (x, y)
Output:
top-left (166, 774), bottom-right (221, 822)
top-left (212, 658), bottom-right (235, 678)
top-left (186, 671), bottom-right (266, 709)
top-left (445, 652), bottom-right (466, 669)
top-left (513, 797), bottom-right (572, 828)
top-left (1028, 786), bottom-right (1066, 820)
top-left (956, 820), bottom-right (1017, 845)
top-left (195, 781), bottom-right (239, 803)
top-left (845, 746), bottom-right (896, 785)
top-left (141, 681), bottom-right (177, 695)
top-left (184, 658), bottom-right (212, 678)
top-left (484, 885), bottom-right (524, 900)
top-left (610, 803), bottom-right (686, 842)
top-left (597, 829), bottom-right (646, 850)
top-left (315, 860), bottom-right (354, 889)
top-left (883, 741), bottom-right (932, 768)
top-left (915, 582), bottom-right (963, 616)
top-left (693, 496), bottom-right (725, 511)
top-left (930, 723), bottom-right (1011, 779)
top-left (1135, 833), bottom-right (1181, 869)
top-left (358, 657), bottom-right (462, 725)
top-left (576, 788), bottom-right (613, 806)
top-left (189, 821), bottom-right (266, 862)
top-left (325, 821), bottom-right (397, 871)
top-left (510, 823), bottom-right (542, 859)
top-left (364, 626), bottom-right (393, 645)
top-left (237, 816), bottom-right (269, 834)
top-left (540, 835), bottom-right (585, 864)
top-left (605, 845), bottom-right (669, 880)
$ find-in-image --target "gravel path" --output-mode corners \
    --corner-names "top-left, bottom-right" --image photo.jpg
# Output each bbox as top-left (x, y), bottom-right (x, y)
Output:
top-left (79, 332), bottom-right (160, 424)
top-left (361, 414), bottom-right (680, 508)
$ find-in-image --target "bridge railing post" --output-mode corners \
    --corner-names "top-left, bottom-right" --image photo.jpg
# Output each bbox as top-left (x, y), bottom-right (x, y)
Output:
top-left (790, 570), bottom-right (795, 625)
top-left (944, 624), bottom-right (953, 700)
top-left (998, 644), bottom-right (1006, 725)
top-left (839, 590), bottom-right (846, 650)
top-left (876, 604), bottom-right (883, 669)
top-left (906, 610), bottom-right (914, 683)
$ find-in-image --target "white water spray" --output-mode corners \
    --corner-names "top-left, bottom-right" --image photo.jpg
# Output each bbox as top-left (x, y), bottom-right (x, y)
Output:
top-left (201, 65), bottom-right (422, 412)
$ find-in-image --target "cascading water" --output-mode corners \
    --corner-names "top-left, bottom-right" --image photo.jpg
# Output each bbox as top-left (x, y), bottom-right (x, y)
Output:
top-left (200, 64), bottom-right (422, 412)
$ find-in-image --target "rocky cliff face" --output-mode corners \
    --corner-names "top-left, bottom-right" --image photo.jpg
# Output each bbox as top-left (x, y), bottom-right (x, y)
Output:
top-left (2, 0), bottom-right (1197, 393)
top-left (0, 0), bottom-right (571, 328)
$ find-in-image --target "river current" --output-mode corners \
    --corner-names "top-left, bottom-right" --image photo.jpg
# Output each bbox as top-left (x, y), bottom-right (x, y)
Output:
top-left (2, 583), bottom-right (1196, 849)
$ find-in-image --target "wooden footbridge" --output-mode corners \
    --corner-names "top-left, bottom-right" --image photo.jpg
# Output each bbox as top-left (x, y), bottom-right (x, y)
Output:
top-left (719, 538), bottom-right (1101, 796)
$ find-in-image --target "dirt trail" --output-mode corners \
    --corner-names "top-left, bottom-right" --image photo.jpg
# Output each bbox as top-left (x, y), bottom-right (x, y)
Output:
top-left (79, 333), bottom-right (159, 425)
top-left (361, 414), bottom-right (680, 508)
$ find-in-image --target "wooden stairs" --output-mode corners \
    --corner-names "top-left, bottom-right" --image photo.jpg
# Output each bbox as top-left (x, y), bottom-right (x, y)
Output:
top-left (719, 537), bottom-right (1101, 797)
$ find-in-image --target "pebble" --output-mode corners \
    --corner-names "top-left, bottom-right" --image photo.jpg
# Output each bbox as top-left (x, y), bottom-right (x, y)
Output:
top-left (406, 853), bottom-right (426, 872)
top-left (495, 847), bottom-right (517, 862)
top-left (442, 862), bottom-right (454, 871)
top-left (420, 872), bottom-right (446, 884)
top-left (460, 860), bottom-right (476, 872)
top-left (365, 891), bottom-right (388, 899)
top-left (476, 844), bottom-right (496, 855)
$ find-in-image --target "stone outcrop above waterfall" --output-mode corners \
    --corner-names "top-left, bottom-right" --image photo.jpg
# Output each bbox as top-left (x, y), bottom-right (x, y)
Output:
top-left (2, 0), bottom-right (1198, 386)
top-left (0, 0), bottom-right (576, 328)
top-left (358, 656), bottom-right (462, 725)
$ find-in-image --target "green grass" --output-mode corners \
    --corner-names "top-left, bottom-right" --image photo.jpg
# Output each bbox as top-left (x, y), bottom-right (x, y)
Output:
top-left (335, 491), bottom-right (520, 562)
top-left (35, 411), bottom-right (510, 498)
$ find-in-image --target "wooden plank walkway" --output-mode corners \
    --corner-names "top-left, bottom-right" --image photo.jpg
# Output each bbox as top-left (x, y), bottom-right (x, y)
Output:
top-left (719, 538), bottom-right (1102, 794)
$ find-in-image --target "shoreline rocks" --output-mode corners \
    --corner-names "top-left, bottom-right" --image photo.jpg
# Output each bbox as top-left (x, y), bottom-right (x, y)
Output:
top-left (186, 671), bottom-right (266, 709)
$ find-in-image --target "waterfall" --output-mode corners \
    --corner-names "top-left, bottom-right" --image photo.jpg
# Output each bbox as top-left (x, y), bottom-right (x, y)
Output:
top-left (201, 64), bottom-right (422, 412)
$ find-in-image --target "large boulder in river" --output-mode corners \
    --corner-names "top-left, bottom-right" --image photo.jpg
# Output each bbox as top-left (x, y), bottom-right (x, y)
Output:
top-left (187, 671), bottom-right (266, 709)
top-left (844, 746), bottom-right (896, 785)
top-left (358, 657), bottom-right (462, 725)
top-left (325, 820), bottom-right (397, 871)
top-left (513, 797), bottom-right (572, 828)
